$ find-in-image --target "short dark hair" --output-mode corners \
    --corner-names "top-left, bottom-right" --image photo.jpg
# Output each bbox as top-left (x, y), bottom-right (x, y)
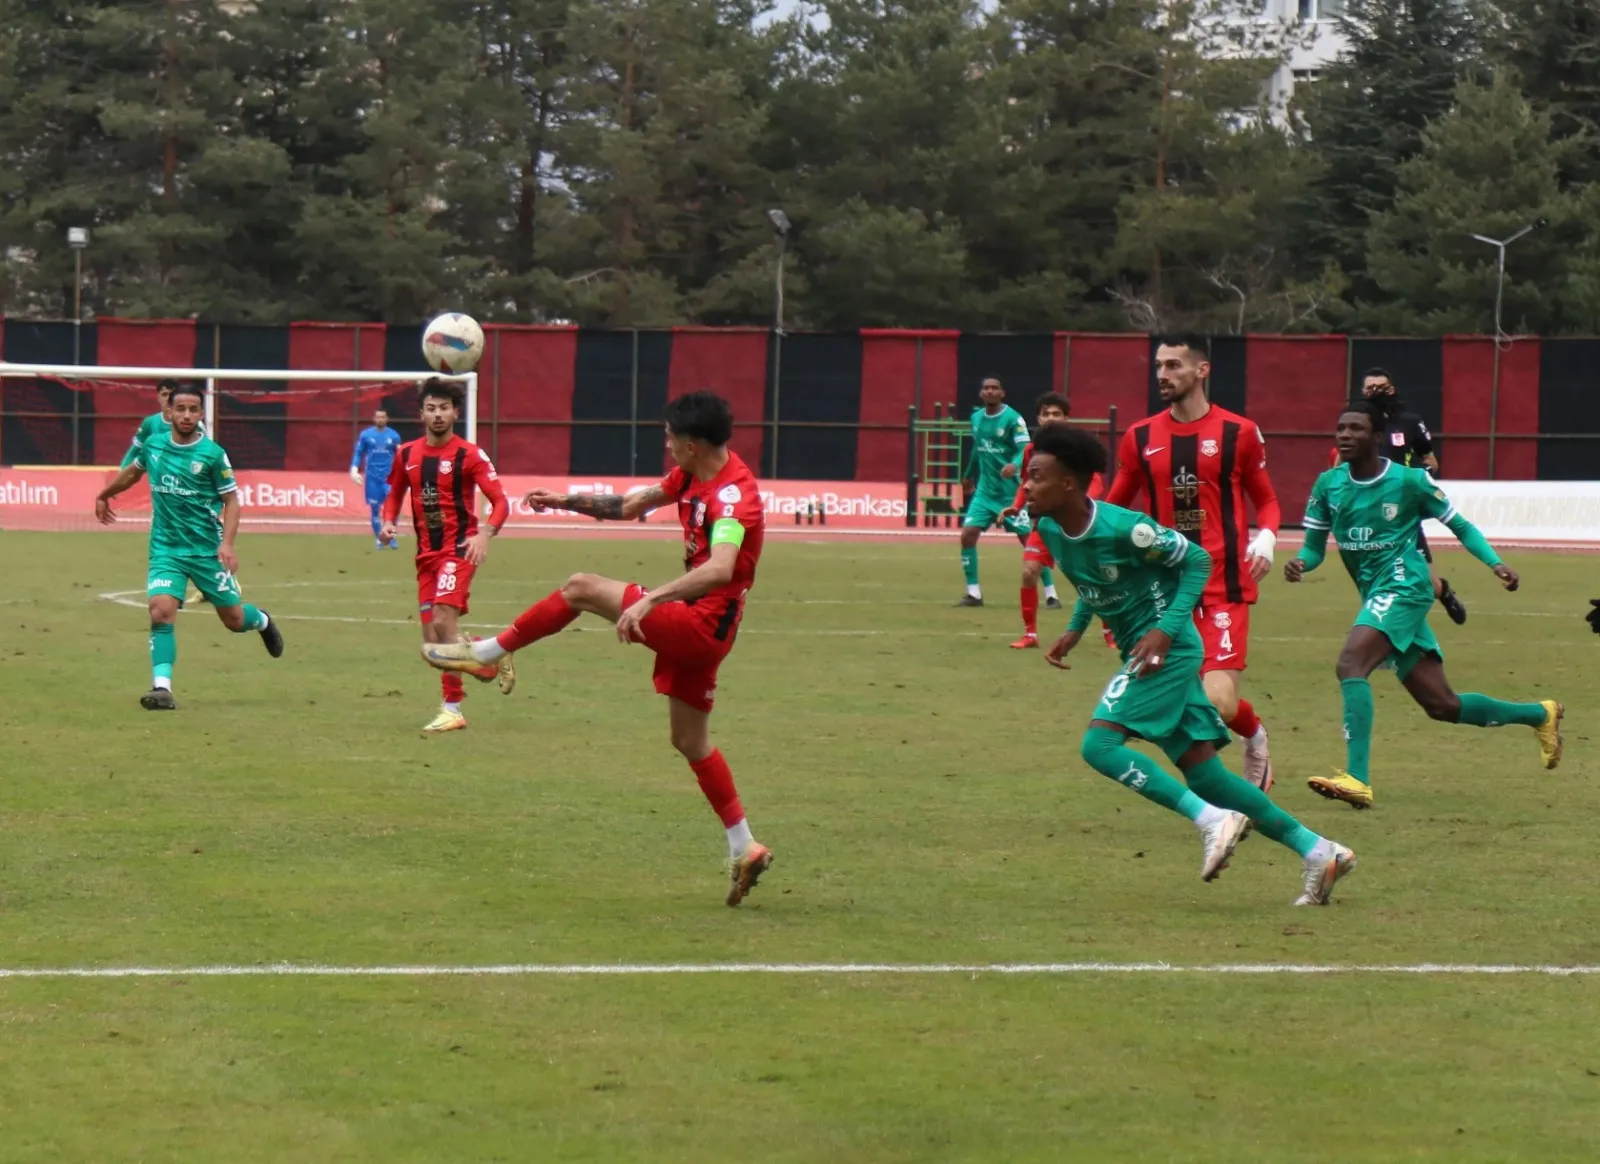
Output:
top-left (1340, 399), bottom-right (1385, 428)
top-left (1154, 332), bottom-right (1211, 360)
top-left (156, 378), bottom-right (182, 395)
top-left (664, 391), bottom-right (734, 446)
top-left (420, 376), bottom-right (464, 411)
top-left (1030, 420), bottom-right (1106, 489)
top-left (168, 383), bottom-right (204, 406)
top-left (1034, 392), bottom-right (1070, 415)
top-left (1362, 367), bottom-right (1392, 382)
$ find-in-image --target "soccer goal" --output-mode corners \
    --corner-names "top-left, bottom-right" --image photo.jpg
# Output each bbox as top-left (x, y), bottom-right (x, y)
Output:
top-left (0, 361), bottom-right (477, 470)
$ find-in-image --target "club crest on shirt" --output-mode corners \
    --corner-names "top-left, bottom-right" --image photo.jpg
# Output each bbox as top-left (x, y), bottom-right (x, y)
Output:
top-left (1100, 564), bottom-right (1119, 581)
top-left (1201, 439), bottom-right (1218, 457)
top-left (191, 461), bottom-right (204, 475)
top-left (440, 459), bottom-right (453, 473)
top-left (1383, 503), bottom-right (1399, 520)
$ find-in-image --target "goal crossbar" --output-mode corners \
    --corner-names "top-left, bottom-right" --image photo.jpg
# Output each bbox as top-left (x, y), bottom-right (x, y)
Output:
top-left (0, 362), bottom-right (479, 444)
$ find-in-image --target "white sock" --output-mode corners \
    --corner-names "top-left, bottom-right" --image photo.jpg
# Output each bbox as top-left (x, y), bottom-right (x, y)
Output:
top-left (726, 818), bottom-right (754, 858)
top-left (443, 701), bottom-right (461, 714)
top-left (153, 677), bottom-right (173, 692)
top-left (966, 584), bottom-right (982, 598)
top-left (471, 638), bottom-right (506, 663)
top-left (1307, 836), bottom-right (1336, 862)
top-left (1194, 804), bottom-right (1230, 831)
top-left (1043, 583), bottom-right (1058, 599)
top-left (1247, 724), bottom-right (1268, 749)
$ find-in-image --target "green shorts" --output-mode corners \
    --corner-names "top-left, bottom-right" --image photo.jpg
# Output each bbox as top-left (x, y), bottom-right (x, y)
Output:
top-left (963, 488), bottom-right (1029, 534)
top-left (148, 555), bottom-right (243, 608)
top-left (1092, 652), bottom-right (1231, 754)
top-left (1354, 591), bottom-right (1441, 679)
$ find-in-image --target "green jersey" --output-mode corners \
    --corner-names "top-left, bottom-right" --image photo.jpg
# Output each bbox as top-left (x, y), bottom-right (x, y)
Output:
top-left (133, 429), bottom-right (237, 557)
top-left (1301, 460), bottom-right (1471, 604)
top-left (965, 405), bottom-right (1029, 495)
top-left (1039, 501), bottom-right (1210, 658)
top-left (122, 411), bottom-right (206, 469)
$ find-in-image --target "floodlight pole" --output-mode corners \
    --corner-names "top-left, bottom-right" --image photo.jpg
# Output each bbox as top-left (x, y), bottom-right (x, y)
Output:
top-left (767, 208), bottom-right (791, 478)
top-left (67, 226), bottom-right (90, 464)
top-left (1470, 223), bottom-right (1536, 479)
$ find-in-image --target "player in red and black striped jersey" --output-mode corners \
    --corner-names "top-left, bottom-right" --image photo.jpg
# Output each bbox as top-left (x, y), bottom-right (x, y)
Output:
top-left (381, 378), bottom-right (512, 735)
top-left (1103, 334), bottom-right (1281, 791)
top-left (420, 391), bottom-right (775, 908)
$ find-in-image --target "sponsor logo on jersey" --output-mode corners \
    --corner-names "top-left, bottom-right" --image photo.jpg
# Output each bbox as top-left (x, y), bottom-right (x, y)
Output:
top-left (1143, 445), bottom-right (1166, 456)
top-left (1171, 469), bottom-right (1199, 504)
top-left (1349, 526), bottom-right (1374, 540)
top-left (1201, 439), bottom-right (1218, 457)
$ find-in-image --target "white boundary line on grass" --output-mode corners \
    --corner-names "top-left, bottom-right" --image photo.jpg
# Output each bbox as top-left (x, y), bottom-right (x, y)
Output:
top-left (1, 962), bottom-right (1597, 979)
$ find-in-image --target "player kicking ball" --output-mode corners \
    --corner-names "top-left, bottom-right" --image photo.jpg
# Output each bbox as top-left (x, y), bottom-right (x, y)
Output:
top-left (421, 392), bottom-right (773, 906)
top-left (1027, 422), bottom-right (1355, 905)
top-left (94, 384), bottom-right (283, 708)
top-left (1287, 401), bottom-right (1563, 810)
top-left (380, 378), bottom-right (514, 735)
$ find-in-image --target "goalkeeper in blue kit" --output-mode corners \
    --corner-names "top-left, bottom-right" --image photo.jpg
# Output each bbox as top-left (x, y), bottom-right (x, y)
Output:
top-left (1287, 401), bottom-right (1563, 809)
top-left (351, 408), bottom-right (402, 548)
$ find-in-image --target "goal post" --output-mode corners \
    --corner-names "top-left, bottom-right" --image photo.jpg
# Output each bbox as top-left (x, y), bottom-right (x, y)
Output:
top-left (0, 362), bottom-right (479, 462)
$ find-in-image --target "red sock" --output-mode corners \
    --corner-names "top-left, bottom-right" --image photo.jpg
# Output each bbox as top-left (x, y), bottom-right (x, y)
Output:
top-left (1020, 587), bottom-right (1039, 634)
top-left (689, 749), bottom-right (745, 827)
top-left (1228, 698), bottom-right (1261, 739)
top-left (442, 671), bottom-right (464, 703)
top-left (498, 590), bottom-right (580, 652)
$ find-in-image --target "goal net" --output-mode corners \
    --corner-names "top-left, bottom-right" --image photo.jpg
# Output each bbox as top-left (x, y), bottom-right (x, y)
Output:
top-left (0, 361), bottom-right (477, 533)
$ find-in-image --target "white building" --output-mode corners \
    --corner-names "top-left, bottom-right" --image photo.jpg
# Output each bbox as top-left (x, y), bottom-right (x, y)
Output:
top-left (1259, 0), bottom-right (1350, 112)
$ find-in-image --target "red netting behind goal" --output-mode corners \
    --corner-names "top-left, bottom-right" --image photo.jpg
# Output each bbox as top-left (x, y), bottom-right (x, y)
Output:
top-left (1, 373), bottom-right (434, 469)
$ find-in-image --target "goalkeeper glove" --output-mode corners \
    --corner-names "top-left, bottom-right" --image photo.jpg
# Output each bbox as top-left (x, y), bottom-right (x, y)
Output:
top-left (350, 467), bottom-right (363, 484)
top-left (1587, 599), bottom-right (1600, 635)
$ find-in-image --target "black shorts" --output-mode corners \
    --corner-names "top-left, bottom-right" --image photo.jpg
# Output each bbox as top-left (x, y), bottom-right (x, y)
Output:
top-left (1417, 528), bottom-right (1433, 563)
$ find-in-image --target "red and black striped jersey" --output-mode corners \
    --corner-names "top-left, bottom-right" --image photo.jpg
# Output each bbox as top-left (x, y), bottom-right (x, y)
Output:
top-left (1103, 405), bottom-right (1280, 604)
top-left (659, 450), bottom-right (765, 608)
top-left (382, 434), bottom-right (509, 557)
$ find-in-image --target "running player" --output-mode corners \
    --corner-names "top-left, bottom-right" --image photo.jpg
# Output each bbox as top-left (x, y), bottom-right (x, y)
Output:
top-left (1287, 401), bottom-right (1562, 809)
top-left (93, 383), bottom-right (283, 709)
top-left (1103, 334), bottom-right (1279, 791)
top-left (956, 377), bottom-right (1031, 607)
top-left (1326, 369), bottom-right (1468, 624)
top-left (420, 391), bottom-right (773, 907)
top-left (351, 408), bottom-right (402, 549)
top-left (1000, 393), bottom-right (1094, 649)
top-left (1027, 422), bottom-right (1355, 905)
top-left (379, 378), bottom-right (513, 735)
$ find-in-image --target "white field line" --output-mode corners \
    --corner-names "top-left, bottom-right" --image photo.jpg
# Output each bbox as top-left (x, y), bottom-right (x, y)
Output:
top-left (0, 962), bottom-right (1596, 980)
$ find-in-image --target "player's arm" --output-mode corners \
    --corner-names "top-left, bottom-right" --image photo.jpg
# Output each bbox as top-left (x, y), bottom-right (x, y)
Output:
top-left (1422, 476), bottom-right (1517, 589)
top-left (1101, 429), bottom-right (1143, 507)
top-left (614, 519), bottom-right (745, 643)
top-left (1286, 477), bottom-right (1330, 581)
top-left (1005, 446), bottom-right (1031, 516)
top-left (1412, 419), bottom-right (1438, 473)
top-left (350, 431), bottom-right (370, 482)
top-left (1240, 424), bottom-right (1282, 578)
top-left (1126, 524), bottom-right (1210, 676)
top-left (218, 489), bottom-right (241, 573)
top-left (94, 462), bottom-right (145, 524)
top-left (1000, 416), bottom-right (1027, 479)
top-left (379, 454), bottom-right (409, 540)
top-left (462, 455), bottom-right (511, 565)
top-left (524, 484), bottom-right (670, 521)
top-left (1046, 599), bottom-right (1092, 670)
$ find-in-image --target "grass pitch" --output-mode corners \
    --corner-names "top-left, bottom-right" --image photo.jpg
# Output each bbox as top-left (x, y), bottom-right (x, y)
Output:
top-left (1, 529), bottom-right (1597, 1161)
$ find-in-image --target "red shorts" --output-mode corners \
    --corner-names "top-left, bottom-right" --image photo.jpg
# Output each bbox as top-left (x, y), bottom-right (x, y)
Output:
top-left (1023, 530), bottom-right (1055, 568)
top-left (1195, 602), bottom-right (1250, 674)
top-left (623, 583), bottom-right (738, 713)
top-left (416, 553), bottom-right (477, 620)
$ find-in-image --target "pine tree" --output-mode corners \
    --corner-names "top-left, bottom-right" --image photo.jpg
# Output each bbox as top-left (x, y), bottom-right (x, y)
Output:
top-left (1491, 0), bottom-right (1600, 185)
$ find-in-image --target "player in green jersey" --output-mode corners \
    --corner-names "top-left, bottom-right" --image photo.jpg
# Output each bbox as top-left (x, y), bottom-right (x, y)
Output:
top-left (119, 379), bottom-right (206, 471)
top-left (1027, 422), bottom-right (1356, 905)
top-left (1287, 401), bottom-right (1563, 809)
top-left (94, 384), bottom-right (283, 710)
top-left (956, 378), bottom-right (1031, 606)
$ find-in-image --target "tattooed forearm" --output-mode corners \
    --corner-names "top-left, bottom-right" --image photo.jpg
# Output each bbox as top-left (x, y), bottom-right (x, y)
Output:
top-left (563, 493), bottom-right (625, 520)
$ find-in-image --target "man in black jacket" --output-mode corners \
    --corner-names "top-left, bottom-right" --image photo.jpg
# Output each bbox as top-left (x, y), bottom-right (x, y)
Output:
top-left (1361, 368), bottom-right (1469, 625)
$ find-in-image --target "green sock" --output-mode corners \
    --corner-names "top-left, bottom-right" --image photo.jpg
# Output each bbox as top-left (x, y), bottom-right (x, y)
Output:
top-left (1183, 754), bottom-right (1321, 858)
top-left (1457, 693), bottom-right (1547, 728)
top-left (233, 604), bottom-right (267, 633)
top-left (961, 546), bottom-right (979, 588)
top-left (150, 621), bottom-right (176, 685)
top-left (1081, 728), bottom-right (1209, 821)
top-left (1340, 677), bottom-right (1374, 785)
top-left (1040, 566), bottom-right (1055, 590)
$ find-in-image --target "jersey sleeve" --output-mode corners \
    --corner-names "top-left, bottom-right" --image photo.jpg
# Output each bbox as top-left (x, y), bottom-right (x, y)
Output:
top-left (1415, 470), bottom-right (1456, 523)
top-left (1012, 445), bottom-right (1032, 510)
top-left (471, 448), bottom-right (509, 531)
top-left (210, 448), bottom-right (237, 497)
top-left (1102, 428), bottom-right (1143, 507)
top-left (1239, 422), bottom-right (1281, 534)
top-left (657, 466), bottom-right (690, 503)
top-left (709, 477), bottom-right (763, 547)
top-left (1410, 417), bottom-right (1434, 458)
top-left (1302, 472), bottom-right (1332, 531)
top-left (1126, 514), bottom-right (1209, 637)
top-left (1009, 414), bottom-right (1029, 465)
top-left (352, 430), bottom-right (371, 471)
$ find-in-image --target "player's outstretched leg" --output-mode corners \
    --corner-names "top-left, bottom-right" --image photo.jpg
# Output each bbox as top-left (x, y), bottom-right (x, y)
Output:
top-left (1401, 657), bottom-right (1564, 771)
top-left (143, 596), bottom-right (179, 710)
top-left (423, 578), bottom-right (592, 675)
top-left (1081, 726), bottom-right (1249, 883)
top-left (669, 699), bottom-right (771, 906)
top-left (1166, 740), bottom-right (1357, 906)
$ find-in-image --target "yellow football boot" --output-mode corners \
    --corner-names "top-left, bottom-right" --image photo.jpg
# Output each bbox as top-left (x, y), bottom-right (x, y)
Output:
top-left (1536, 700), bottom-right (1564, 770)
top-left (1306, 771), bottom-right (1374, 810)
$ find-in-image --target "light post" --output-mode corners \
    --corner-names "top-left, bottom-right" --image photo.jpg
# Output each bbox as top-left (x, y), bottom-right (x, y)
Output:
top-left (67, 226), bottom-right (90, 464)
top-left (1470, 222), bottom-right (1537, 478)
top-left (767, 208), bottom-right (790, 476)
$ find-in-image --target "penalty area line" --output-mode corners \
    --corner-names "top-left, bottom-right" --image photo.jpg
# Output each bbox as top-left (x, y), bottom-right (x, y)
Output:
top-left (0, 962), bottom-right (1597, 979)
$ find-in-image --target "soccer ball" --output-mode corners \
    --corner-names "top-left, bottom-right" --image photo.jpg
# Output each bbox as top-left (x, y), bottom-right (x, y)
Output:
top-left (422, 312), bottom-right (485, 374)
